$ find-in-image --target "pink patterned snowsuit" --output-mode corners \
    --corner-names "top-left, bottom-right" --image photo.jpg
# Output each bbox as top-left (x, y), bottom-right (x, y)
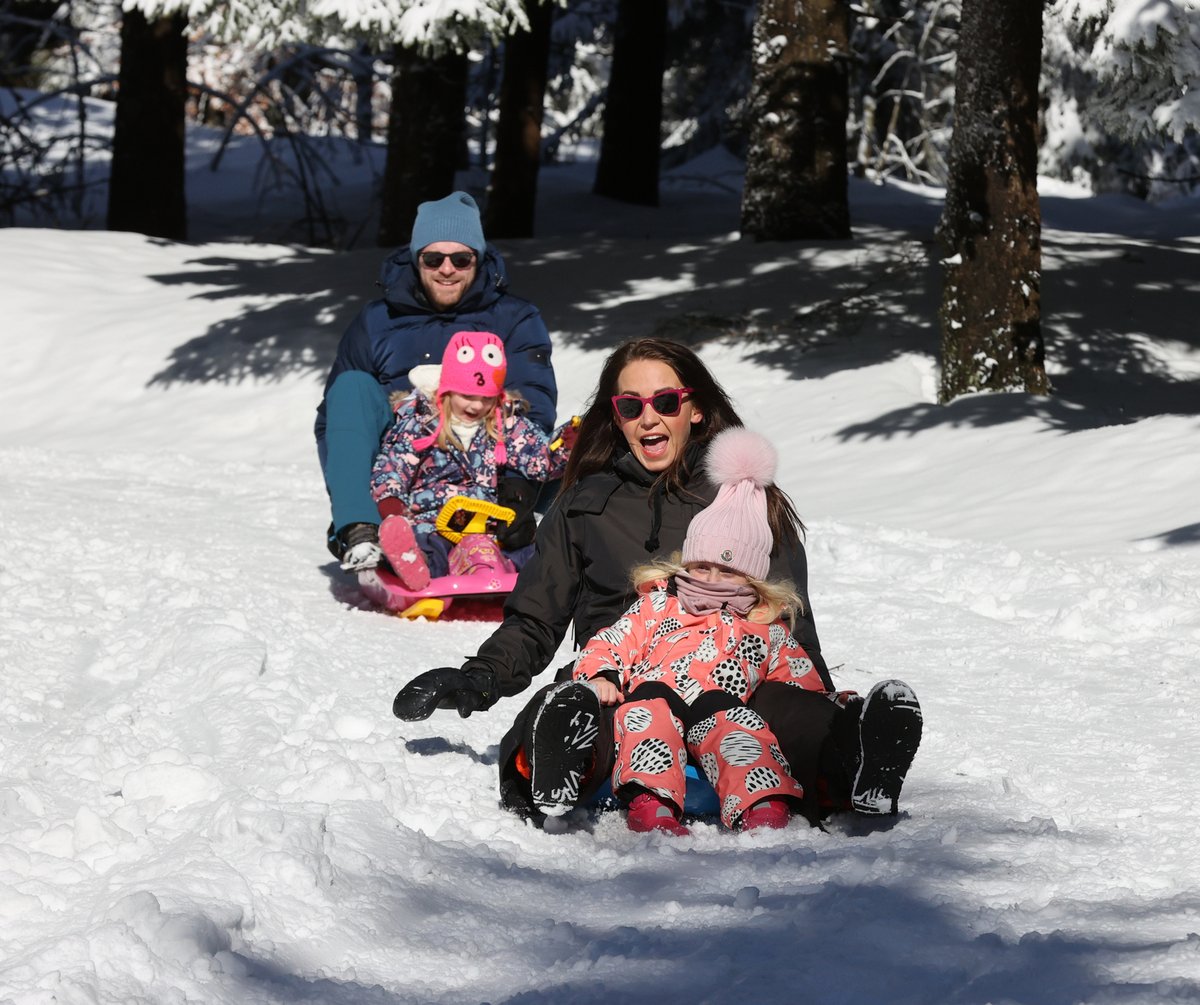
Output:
top-left (572, 581), bottom-right (826, 828)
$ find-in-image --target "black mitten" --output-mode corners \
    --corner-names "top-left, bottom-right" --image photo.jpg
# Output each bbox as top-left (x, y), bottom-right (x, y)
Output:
top-left (495, 475), bottom-right (537, 550)
top-left (393, 667), bottom-right (471, 721)
top-left (392, 666), bottom-right (500, 721)
top-left (453, 667), bottom-right (499, 719)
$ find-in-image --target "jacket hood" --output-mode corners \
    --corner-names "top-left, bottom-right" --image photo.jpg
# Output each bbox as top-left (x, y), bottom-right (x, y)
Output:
top-left (376, 243), bottom-right (510, 315)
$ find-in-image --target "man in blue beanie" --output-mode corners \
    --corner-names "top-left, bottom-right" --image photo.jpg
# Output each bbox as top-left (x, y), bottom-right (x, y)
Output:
top-left (315, 191), bottom-right (558, 571)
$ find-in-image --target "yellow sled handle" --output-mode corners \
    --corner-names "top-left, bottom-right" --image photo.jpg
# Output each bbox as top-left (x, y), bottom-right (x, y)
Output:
top-left (434, 496), bottom-right (517, 544)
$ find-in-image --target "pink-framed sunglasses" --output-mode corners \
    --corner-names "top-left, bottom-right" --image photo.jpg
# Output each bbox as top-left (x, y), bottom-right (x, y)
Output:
top-left (610, 387), bottom-right (695, 421)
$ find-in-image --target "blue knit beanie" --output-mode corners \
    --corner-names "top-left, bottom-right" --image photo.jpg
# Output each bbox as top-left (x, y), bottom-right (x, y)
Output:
top-left (410, 191), bottom-right (486, 255)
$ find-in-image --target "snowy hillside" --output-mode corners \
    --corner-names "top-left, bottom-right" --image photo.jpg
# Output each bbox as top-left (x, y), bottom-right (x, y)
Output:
top-left (2, 148), bottom-right (1200, 1004)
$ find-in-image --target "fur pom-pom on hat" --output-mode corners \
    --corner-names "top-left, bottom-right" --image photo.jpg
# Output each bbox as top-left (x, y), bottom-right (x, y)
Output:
top-left (682, 427), bottom-right (778, 581)
top-left (704, 427), bottom-right (778, 489)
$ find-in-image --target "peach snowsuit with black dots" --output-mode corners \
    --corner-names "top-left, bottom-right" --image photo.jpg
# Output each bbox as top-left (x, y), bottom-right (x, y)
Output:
top-left (572, 580), bottom-right (827, 828)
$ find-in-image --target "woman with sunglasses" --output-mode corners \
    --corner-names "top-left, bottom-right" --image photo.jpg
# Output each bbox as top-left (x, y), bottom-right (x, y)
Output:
top-left (394, 337), bottom-right (922, 825)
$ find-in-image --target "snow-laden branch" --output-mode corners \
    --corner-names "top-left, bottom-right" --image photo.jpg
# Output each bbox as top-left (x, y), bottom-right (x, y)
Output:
top-left (1056, 0), bottom-right (1200, 140)
top-left (122, 0), bottom-right (535, 51)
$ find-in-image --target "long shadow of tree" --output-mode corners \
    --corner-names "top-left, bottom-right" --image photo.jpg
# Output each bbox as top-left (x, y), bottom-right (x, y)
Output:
top-left (145, 247), bottom-right (379, 387)
top-left (143, 184), bottom-right (1200, 441)
top-left (210, 796), bottom-right (1200, 1004)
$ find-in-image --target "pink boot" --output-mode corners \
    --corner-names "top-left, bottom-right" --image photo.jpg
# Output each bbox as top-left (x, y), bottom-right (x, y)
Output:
top-left (740, 799), bottom-right (790, 831)
top-left (379, 515), bottom-right (431, 590)
top-left (626, 792), bottom-right (689, 837)
top-left (448, 533), bottom-right (515, 576)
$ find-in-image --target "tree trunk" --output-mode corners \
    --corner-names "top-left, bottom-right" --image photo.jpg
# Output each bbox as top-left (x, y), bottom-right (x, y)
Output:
top-left (741, 0), bottom-right (851, 240)
top-left (936, 0), bottom-right (1047, 401)
top-left (378, 45), bottom-right (468, 248)
top-left (106, 9), bottom-right (187, 240)
top-left (593, 0), bottom-right (667, 206)
top-left (484, 0), bottom-right (553, 238)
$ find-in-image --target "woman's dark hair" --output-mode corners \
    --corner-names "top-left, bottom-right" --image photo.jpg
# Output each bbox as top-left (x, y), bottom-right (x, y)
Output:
top-left (561, 337), bottom-right (802, 549)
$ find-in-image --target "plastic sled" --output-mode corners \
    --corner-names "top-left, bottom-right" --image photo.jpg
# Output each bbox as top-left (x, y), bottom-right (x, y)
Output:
top-left (357, 565), bottom-right (518, 621)
top-left (357, 496), bottom-right (519, 620)
top-left (590, 764), bottom-right (720, 818)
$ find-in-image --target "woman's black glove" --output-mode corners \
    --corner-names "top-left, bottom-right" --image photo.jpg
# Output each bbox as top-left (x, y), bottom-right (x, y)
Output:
top-left (495, 475), bottom-right (537, 550)
top-left (392, 666), bottom-right (499, 720)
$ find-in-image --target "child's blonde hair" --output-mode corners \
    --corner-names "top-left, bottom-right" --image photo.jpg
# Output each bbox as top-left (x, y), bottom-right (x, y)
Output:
top-left (391, 387), bottom-right (529, 453)
top-left (631, 553), bottom-right (806, 629)
top-left (435, 392), bottom-right (501, 451)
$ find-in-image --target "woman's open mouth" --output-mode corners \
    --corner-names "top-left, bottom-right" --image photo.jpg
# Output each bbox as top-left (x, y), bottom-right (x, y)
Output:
top-left (639, 433), bottom-right (669, 460)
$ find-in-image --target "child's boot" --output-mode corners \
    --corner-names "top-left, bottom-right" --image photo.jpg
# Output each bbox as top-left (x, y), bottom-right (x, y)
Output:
top-left (379, 515), bottom-right (431, 590)
top-left (626, 792), bottom-right (689, 837)
top-left (740, 799), bottom-right (790, 831)
top-left (851, 679), bottom-right (923, 815)
top-left (448, 533), bottom-right (515, 576)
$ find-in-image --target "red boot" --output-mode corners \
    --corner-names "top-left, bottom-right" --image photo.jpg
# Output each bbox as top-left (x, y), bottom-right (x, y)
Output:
top-left (740, 799), bottom-right (790, 831)
top-left (626, 792), bottom-right (689, 837)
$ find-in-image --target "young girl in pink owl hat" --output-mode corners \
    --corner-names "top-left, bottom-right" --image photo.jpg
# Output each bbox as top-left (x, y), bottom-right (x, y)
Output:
top-left (568, 427), bottom-right (825, 835)
top-left (369, 331), bottom-right (578, 591)
top-left (411, 330), bottom-right (510, 462)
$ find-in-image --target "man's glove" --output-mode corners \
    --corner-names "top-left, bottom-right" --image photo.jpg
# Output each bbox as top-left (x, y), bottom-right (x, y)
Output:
top-left (393, 666), bottom-right (499, 721)
top-left (495, 475), bottom-right (537, 550)
top-left (341, 541), bottom-right (383, 572)
top-left (334, 522), bottom-right (382, 571)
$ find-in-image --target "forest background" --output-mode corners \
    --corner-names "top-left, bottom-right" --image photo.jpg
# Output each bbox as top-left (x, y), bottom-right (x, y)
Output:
top-left (2, 0), bottom-right (1197, 403)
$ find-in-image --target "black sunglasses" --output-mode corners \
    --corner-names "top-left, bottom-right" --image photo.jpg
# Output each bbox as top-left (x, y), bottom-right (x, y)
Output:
top-left (419, 250), bottom-right (477, 270)
top-left (611, 387), bottom-right (695, 420)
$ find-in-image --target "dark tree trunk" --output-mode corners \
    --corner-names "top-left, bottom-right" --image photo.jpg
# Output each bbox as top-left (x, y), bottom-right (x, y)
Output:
top-left (593, 0), bottom-right (667, 206)
top-left (741, 0), bottom-right (851, 240)
top-left (937, 0), bottom-right (1047, 401)
top-left (484, 0), bottom-right (553, 238)
top-left (378, 45), bottom-right (468, 248)
top-left (106, 9), bottom-right (187, 240)
top-left (352, 41), bottom-right (375, 143)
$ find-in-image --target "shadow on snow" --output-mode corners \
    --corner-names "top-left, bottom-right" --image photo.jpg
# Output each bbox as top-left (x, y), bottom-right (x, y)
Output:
top-left (140, 191), bottom-right (1200, 437)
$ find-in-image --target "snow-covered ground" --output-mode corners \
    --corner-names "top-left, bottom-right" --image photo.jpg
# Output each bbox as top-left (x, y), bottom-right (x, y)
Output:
top-left (2, 118), bottom-right (1200, 1003)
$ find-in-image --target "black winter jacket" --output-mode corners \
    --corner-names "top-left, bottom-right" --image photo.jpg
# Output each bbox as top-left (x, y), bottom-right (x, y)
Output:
top-left (464, 444), bottom-right (828, 697)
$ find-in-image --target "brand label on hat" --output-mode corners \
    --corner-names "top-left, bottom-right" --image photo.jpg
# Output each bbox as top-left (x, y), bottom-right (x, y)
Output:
top-left (720, 548), bottom-right (734, 563)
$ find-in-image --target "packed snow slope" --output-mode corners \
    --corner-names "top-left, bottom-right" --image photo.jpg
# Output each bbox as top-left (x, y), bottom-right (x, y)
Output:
top-left (2, 152), bottom-right (1200, 1004)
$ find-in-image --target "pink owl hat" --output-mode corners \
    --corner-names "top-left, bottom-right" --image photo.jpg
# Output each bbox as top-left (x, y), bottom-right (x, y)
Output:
top-left (681, 427), bottom-right (778, 581)
top-left (412, 331), bottom-right (509, 463)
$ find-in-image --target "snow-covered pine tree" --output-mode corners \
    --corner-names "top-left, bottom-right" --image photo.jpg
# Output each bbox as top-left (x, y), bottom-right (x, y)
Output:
top-left (1084, 0), bottom-right (1199, 143)
top-left (741, 0), bottom-right (851, 239)
top-left (107, 6), bottom-right (187, 239)
top-left (1041, 0), bottom-right (1199, 200)
top-left (593, 0), bottom-right (667, 205)
top-left (937, 0), bottom-right (1048, 401)
top-left (485, 0), bottom-right (554, 238)
top-left (123, 0), bottom-right (541, 244)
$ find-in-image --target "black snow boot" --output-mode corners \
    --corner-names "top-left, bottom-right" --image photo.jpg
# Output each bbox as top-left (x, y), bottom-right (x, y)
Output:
top-left (851, 680), bottom-right (923, 815)
top-left (529, 681), bottom-right (601, 817)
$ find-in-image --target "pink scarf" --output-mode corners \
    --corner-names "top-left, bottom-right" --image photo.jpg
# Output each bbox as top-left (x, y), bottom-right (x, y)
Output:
top-left (674, 571), bottom-right (757, 617)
